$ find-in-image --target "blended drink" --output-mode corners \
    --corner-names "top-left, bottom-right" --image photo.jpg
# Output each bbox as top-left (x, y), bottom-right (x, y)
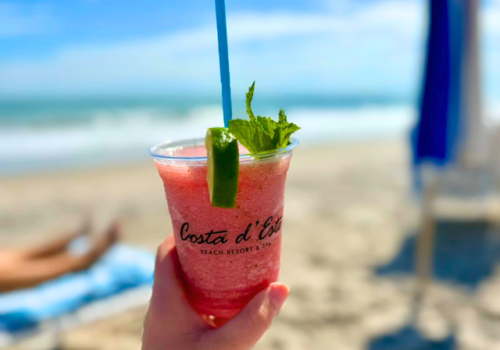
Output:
top-left (150, 82), bottom-right (299, 318)
top-left (151, 141), bottom-right (296, 318)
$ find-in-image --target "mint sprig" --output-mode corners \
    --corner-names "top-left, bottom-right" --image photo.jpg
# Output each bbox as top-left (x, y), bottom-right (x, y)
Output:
top-left (228, 82), bottom-right (300, 154)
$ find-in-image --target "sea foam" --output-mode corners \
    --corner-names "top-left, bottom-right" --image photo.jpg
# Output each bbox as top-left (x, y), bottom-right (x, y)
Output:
top-left (0, 105), bottom-right (416, 174)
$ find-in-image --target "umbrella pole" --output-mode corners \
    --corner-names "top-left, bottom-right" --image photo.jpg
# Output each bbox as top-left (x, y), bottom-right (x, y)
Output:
top-left (412, 181), bottom-right (437, 324)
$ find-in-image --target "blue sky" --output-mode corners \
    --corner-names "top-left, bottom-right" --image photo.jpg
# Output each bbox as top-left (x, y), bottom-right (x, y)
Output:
top-left (0, 0), bottom-right (499, 102)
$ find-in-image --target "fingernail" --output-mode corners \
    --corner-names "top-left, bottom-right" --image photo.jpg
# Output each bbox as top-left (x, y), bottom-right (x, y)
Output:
top-left (268, 282), bottom-right (290, 316)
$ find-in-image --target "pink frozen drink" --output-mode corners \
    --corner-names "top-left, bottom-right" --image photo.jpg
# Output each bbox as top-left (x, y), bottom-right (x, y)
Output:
top-left (150, 139), bottom-right (297, 318)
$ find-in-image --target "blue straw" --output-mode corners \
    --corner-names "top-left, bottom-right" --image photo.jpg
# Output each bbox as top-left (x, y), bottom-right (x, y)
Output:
top-left (214, 0), bottom-right (233, 127)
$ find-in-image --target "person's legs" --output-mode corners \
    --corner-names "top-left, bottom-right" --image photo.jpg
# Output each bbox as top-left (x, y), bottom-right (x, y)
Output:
top-left (0, 218), bottom-right (91, 263)
top-left (0, 223), bottom-right (119, 293)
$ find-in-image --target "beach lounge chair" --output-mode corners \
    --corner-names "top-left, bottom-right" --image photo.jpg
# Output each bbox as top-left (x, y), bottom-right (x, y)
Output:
top-left (371, 0), bottom-right (493, 348)
top-left (377, 0), bottom-right (497, 291)
top-left (0, 244), bottom-right (154, 350)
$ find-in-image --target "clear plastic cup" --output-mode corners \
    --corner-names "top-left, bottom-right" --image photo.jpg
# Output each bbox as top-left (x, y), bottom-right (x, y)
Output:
top-left (150, 137), bottom-right (298, 319)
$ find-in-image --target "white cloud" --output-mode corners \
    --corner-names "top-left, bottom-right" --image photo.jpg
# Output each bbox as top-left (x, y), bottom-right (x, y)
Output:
top-left (483, 0), bottom-right (500, 35)
top-left (227, 2), bottom-right (422, 42)
top-left (0, 2), bottom-right (55, 37)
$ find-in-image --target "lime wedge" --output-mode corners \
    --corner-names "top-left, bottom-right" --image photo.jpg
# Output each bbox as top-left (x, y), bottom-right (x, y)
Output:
top-left (205, 127), bottom-right (239, 208)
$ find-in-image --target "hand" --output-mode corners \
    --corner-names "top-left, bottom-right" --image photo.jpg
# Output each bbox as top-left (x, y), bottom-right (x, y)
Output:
top-left (142, 235), bottom-right (289, 350)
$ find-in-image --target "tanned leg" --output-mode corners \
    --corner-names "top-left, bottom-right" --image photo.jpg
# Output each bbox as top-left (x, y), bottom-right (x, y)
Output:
top-left (0, 218), bottom-right (91, 264)
top-left (0, 223), bottom-right (119, 293)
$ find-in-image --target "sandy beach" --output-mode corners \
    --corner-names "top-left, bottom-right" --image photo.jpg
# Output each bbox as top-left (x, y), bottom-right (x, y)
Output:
top-left (1, 139), bottom-right (488, 350)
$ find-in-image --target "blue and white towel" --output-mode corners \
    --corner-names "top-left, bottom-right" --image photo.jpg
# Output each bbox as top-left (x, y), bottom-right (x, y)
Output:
top-left (0, 244), bottom-right (155, 333)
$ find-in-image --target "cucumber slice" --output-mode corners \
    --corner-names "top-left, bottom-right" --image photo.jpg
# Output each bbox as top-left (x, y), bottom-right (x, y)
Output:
top-left (205, 127), bottom-right (239, 208)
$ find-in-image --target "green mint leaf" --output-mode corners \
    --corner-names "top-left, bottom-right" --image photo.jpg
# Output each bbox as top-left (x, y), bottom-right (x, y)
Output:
top-left (228, 119), bottom-right (261, 153)
top-left (256, 116), bottom-right (276, 138)
top-left (229, 83), bottom-right (300, 154)
top-left (277, 108), bottom-right (300, 148)
top-left (246, 81), bottom-right (256, 121)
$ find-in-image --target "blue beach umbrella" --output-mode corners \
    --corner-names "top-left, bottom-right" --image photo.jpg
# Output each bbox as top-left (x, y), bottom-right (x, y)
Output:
top-left (411, 0), bottom-right (484, 191)
top-left (412, 0), bottom-right (458, 190)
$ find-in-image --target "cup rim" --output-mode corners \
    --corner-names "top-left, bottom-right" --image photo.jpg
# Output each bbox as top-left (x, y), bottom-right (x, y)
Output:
top-left (149, 137), bottom-right (299, 162)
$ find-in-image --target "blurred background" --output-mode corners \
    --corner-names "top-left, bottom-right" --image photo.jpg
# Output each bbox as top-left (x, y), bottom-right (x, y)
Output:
top-left (1, 0), bottom-right (500, 349)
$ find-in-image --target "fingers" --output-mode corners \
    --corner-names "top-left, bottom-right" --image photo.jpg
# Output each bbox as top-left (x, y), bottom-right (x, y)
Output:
top-left (151, 235), bottom-right (182, 302)
top-left (208, 282), bottom-right (289, 350)
top-left (146, 235), bottom-right (206, 333)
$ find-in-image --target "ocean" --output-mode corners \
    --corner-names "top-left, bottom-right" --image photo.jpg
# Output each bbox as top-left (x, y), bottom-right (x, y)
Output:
top-left (0, 95), bottom-right (415, 175)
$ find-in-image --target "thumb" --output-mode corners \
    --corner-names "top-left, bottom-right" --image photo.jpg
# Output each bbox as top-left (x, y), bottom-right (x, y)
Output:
top-left (211, 282), bottom-right (289, 350)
